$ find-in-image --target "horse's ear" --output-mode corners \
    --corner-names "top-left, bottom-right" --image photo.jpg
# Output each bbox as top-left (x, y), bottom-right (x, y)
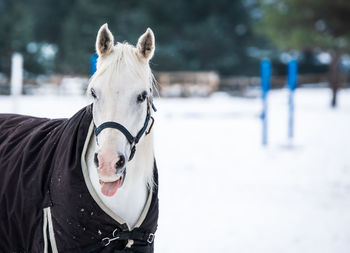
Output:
top-left (96, 23), bottom-right (114, 57)
top-left (136, 28), bottom-right (155, 61)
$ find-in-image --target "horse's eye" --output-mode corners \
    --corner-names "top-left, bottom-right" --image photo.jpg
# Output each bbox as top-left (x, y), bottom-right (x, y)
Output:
top-left (91, 88), bottom-right (97, 99)
top-left (137, 91), bottom-right (147, 103)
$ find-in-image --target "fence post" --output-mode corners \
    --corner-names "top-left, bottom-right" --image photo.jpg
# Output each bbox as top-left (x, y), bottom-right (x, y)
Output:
top-left (11, 53), bottom-right (23, 113)
top-left (90, 54), bottom-right (98, 76)
top-left (11, 53), bottom-right (23, 96)
top-left (260, 59), bottom-right (271, 146)
top-left (287, 59), bottom-right (298, 140)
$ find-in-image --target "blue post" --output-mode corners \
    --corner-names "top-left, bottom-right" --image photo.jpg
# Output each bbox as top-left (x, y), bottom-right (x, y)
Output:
top-left (287, 59), bottom-right (298, 140)
top-left (260, 59), bottom-right (271, 146)
top-left (90, 54), bottom-right (98, 76)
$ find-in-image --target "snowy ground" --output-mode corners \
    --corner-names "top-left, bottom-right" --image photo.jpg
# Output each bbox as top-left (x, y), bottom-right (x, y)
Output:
top-left (1, 88), bottom-right (350, 253)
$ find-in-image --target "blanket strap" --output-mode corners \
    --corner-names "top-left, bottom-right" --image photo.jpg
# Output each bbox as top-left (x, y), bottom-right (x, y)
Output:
top-left (81, 228), bottom-right (155, 253)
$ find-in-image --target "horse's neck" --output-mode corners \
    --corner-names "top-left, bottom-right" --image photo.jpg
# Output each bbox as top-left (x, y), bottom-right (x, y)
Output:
top-left (86, 133), bottom-right (154, 229)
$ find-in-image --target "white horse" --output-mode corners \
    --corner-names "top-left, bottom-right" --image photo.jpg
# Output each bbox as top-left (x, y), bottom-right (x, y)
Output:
top-left (85, 24), bottom-right (156, 230)
top-left (0, 24), bottom-right (158, 252)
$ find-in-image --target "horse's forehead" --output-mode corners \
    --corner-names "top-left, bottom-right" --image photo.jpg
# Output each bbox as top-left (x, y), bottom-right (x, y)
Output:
top-left (110, 66), bottom-right (148, 91)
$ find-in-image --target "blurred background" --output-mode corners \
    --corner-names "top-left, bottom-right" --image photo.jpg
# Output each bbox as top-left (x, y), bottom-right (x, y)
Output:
top-left (1, 0), bottom-right (350, 252)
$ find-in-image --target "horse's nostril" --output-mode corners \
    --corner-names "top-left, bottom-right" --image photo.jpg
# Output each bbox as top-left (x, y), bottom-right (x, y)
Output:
top-left (115, 155), bottom-right (125, 169)
top-left (94, 153), bottom-right (99, 167)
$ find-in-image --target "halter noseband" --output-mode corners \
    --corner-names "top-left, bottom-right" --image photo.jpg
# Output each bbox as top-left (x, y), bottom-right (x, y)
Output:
top-left (94, 99), bottom-right (156, 161)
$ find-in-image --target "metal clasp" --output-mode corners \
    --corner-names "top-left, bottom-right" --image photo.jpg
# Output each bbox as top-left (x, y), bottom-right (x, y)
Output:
top-left (102, 228), bottom-right (120, 246)
top-left (147, 233), bottom-right (155, 244)
top-left (145, 116), bottom-right (155, 135)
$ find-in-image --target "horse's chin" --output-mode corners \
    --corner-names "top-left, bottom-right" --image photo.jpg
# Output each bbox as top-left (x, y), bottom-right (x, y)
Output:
top-left (100, 175), bottom-right (123, 197)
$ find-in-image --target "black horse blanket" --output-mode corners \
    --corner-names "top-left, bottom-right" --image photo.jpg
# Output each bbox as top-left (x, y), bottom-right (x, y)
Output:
top-left (0, 106), bottom-right (159, 253)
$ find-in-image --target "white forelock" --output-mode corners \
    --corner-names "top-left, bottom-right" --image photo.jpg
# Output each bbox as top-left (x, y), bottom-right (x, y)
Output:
top-left (88, 42), bottom-right (155, 93)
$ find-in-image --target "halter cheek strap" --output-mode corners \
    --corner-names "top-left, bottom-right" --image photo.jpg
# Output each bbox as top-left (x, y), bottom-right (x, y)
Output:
top-left (94, 101), bottom-right (156, 161)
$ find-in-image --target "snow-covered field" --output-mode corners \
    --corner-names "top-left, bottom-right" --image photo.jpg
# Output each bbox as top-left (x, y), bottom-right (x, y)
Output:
top-left (1, 88), bottom-right (350, 253)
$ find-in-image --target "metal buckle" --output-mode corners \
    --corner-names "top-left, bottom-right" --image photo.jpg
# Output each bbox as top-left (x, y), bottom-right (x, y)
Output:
top-left (147, 233), bottom-right (155, 244)
top-left (102, 228), bottom-right (120, 247)
top-left (112, 228), bottom-right (119, 237)
top-left (101, 237), bottom-right (111, 246)
top-left (145, 116), bottom-right (155, 135)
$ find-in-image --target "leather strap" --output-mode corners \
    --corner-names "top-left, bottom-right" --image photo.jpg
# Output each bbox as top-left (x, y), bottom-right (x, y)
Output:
top-left (94, 101), bottom-right (156, 161)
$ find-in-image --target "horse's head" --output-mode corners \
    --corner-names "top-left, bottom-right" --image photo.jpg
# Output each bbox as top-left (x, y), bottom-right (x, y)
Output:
top-left (88, 24), bottom-right (155, 197)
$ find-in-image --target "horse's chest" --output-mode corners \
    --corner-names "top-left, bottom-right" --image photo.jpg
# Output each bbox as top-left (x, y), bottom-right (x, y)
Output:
top-left (87, 163), bottom-right (148, 228)
top-left (86, 134), bottom-right (148, 228)
top-left (101, 184), bottom-right (148, 228)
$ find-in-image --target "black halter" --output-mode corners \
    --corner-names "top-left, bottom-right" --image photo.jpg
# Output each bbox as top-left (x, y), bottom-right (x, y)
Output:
top-left (94, 99), bottom-right (156, 161)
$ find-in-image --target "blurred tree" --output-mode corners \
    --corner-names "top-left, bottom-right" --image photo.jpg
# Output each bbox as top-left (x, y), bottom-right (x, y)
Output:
top-left (257, 0), bottom-right (350, 107)
top-left (0, 0), bottom-right (265, 77)
top-left (57, 0), bottom-right (262, 75)
top-left (143, 0), bottom-right (261, 75)
top-left (0, 0), bottom-right (60, 75)
top-left (0, 0), bottom-right (35, 75)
